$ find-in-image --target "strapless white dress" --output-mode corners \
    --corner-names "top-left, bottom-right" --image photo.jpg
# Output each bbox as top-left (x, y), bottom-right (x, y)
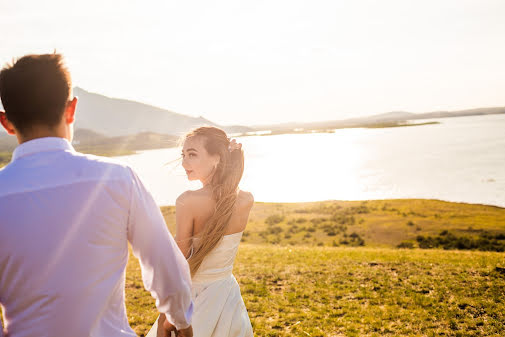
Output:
top-left (147, 231), bottom-right (253, 337)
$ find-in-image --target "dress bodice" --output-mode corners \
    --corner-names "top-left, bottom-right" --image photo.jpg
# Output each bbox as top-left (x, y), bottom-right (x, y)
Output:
top-left (191, 231), bottom-right (243, 284)
top-left (146, 230), bottom-right (253, 337)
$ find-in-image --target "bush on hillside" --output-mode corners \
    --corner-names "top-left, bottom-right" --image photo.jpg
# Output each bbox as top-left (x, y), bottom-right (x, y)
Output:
top-left (265, 214), bottom-right (285, 226)
top-left (416, 230), bottom-right (505, 252)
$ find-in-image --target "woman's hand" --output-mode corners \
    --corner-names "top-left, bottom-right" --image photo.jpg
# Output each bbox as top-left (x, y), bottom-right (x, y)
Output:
top-left (157, 314), bottom-right (193, 337)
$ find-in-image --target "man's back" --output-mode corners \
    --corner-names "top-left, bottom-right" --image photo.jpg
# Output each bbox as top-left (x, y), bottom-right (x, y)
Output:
top-left (0, 138), bottom-right (193, 336)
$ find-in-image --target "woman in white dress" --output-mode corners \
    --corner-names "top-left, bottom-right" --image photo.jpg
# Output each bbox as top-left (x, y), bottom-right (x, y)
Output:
top-left (148, 126), bottom-right (254, 337)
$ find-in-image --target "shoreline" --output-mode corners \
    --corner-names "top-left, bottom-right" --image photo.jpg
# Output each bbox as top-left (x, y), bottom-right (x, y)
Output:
top-left (234, 121), bottom-right (440, 137)
top-left (0, 119), bottom-right (443, 167)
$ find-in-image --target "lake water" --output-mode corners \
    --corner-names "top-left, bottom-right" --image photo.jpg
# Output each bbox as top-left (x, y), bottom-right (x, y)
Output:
top-left (114, 114), bottom-right (505, 207)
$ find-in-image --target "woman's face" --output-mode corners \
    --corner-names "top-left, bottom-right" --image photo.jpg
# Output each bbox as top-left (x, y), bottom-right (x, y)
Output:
top-left (181, 136), bottom-right (220, 182)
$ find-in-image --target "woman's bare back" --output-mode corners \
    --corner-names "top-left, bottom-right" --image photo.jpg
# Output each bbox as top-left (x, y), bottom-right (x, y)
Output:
top-left (175, 187), bottom-right (253, 257)
top-left (190, 188), bottom-right (253, 236)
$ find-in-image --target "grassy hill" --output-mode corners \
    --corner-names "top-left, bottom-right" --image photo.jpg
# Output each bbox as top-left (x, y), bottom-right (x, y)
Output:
top-left (159, 199), bottom-right (505, 249)
top-left (124, 199), bottom-right (505, 336)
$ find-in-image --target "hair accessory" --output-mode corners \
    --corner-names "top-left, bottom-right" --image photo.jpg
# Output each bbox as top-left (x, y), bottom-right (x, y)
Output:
top-left (228, 138), bottom-right (242, 152)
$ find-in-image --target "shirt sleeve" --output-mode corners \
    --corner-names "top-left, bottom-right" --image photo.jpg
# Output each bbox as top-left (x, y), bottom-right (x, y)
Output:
top-left (126, 167), bottom-right (193, 330)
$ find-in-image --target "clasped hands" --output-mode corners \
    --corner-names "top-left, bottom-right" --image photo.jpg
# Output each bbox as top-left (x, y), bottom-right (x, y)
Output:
top-left (157, 314), bottom-right (193, 337)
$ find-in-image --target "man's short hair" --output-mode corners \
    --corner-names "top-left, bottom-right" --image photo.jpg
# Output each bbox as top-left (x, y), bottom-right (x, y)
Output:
top-left (0, 53), bottom-right (72, 134)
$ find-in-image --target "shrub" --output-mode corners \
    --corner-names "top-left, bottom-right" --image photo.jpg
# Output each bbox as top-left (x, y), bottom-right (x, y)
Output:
top-left (417, 231), bottom-right (505, 252)
top-left (267, 226), bottom-right (283, 235)
top-left (310, 218), bottom-right (326, 225)
top-left (265, 214), bottom-right (285, 226)
top-left (495, 233), bottom-right (505, 240)
top-left (397, 241), bottom-right (414, 249)
top-left (349, 205), bottom-right (370, 214)
top-left (332, 214), bottom-right (355, 225)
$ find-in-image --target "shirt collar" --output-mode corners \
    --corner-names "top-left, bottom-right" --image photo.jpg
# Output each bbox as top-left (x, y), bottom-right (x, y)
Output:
top-left (11, 137), bottom-right (75, 162)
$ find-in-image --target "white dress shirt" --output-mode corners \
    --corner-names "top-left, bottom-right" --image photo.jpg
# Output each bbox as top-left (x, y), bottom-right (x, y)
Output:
top-left (0, 137), bottom-right (193, 337)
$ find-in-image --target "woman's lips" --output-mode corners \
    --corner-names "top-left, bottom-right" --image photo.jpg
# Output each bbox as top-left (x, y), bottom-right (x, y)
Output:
top-left (185, 170), bottom-right (193, 175)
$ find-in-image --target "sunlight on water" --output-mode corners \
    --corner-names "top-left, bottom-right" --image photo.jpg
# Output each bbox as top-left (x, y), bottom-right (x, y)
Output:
top-left (115, 114), bottom-right (505, 207)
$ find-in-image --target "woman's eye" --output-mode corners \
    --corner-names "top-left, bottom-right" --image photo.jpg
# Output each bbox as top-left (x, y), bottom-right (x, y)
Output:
top-left (189, 153), bottom-right (196, 158)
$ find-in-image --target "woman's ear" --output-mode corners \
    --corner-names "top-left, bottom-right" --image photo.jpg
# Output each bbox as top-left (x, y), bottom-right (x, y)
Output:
top-left (213, 154), bottom-right (221, 169)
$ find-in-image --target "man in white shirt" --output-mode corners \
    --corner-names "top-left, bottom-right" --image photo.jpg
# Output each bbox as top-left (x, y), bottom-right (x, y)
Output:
top-left (0, 53), bottom-right (193, 336)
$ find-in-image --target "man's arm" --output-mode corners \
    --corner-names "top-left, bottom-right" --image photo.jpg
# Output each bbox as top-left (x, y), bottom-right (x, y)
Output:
top-left (126, 167), bottom-right (193, 330)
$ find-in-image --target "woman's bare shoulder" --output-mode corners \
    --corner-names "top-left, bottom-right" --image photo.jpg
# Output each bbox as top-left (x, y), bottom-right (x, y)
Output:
top-left (237, 190), bottom-right (254, 208)
top-left (176, 189), bottom-right (214, 211)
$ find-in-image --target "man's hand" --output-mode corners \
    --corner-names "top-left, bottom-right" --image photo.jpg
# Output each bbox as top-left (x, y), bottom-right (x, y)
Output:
top-left (175, 326), bottom-right (193, 337)
top-left (156, 314), bottom-right (175, 337)
top-left (158, 314), bottom-right (193, 337)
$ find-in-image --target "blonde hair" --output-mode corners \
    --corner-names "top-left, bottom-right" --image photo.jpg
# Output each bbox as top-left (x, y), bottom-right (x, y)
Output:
top-left (185, 126), bottom-right (244, 276)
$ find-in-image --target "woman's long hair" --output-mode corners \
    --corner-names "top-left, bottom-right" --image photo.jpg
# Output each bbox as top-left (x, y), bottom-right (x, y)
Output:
top-left (185, 126), bottom-right (244, 276)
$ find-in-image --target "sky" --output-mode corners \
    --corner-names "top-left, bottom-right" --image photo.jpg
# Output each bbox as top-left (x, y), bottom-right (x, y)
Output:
top-left (1, 0), bottom-right (505, 126)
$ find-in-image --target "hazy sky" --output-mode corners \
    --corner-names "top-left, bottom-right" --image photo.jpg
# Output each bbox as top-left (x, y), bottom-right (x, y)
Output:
top-left (1, 0), bottom-right (504, 125)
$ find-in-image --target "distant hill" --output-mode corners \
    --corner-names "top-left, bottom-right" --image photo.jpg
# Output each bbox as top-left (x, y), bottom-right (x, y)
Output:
top-left (0, 128), bottom-right (181, 157)
top-left (72, 128), bottom-right (180, 155)
top-left (255, 106), bottom-right (505, 131)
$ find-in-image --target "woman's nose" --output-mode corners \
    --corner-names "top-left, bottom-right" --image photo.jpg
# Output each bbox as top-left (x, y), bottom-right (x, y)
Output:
top-left (182, 158), bottom-right (189, 169)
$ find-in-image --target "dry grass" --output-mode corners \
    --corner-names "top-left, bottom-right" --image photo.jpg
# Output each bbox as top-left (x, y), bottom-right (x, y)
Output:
top-left (126, 244), bottom-right (505, 336)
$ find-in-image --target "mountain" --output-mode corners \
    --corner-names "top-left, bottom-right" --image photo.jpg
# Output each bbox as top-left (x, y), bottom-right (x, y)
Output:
top-left (73, 87), bottom-right (221, 136)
